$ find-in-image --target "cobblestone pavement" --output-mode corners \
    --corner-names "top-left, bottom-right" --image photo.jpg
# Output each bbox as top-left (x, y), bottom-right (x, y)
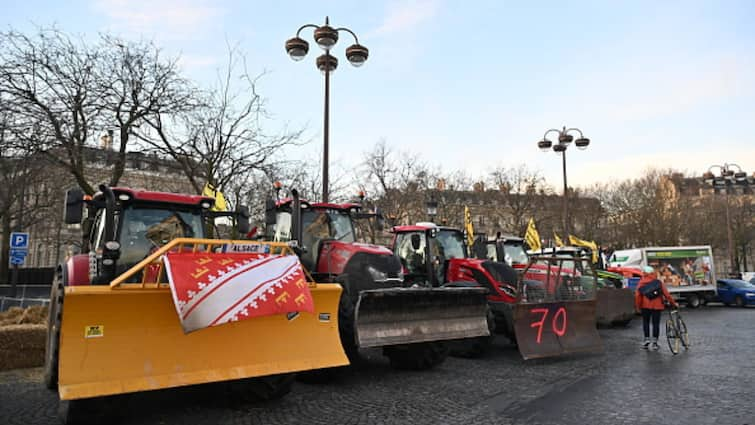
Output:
top-left (1, 305), bottom-right (753, 425)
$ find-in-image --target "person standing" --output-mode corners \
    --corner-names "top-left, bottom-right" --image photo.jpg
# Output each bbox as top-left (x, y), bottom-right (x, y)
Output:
top-left (635, 265), bottom-right (678, 350)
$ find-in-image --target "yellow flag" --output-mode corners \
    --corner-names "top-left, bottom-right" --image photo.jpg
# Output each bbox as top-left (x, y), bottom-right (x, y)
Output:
top-left (569, 234), bottom-right (599, 263)
top-left (524, 218), bottom-right (541, 252)
top-left (464, 206), bottom-right (475, 247)
top-left (202, 182), bottom-right (227, 212)
top-left (553, 232), bottom-right (564, 247)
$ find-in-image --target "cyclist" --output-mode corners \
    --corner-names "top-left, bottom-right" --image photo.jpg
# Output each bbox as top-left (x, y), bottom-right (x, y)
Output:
top-left (635, 265), bottom-right (678, 350)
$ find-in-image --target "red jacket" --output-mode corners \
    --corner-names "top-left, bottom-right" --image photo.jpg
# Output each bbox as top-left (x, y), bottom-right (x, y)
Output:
top-left (635, 273), bottom-right (677, 310)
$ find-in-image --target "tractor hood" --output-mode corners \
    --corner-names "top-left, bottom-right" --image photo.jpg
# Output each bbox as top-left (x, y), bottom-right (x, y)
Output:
top-left (316, 240), bottom-right (394, 276)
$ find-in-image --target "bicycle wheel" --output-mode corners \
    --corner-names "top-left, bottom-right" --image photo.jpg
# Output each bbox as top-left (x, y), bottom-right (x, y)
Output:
top-left (677, 316), bottom-right (690, 349)
top-left (666, 319), bottom-right (680, 355)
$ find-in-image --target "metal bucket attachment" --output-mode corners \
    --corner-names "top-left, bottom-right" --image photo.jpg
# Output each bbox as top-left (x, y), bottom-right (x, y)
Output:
top-left (58, 283), bottom-right (347, 401)
top-left (354, 287), bottom-right (489, 348)
top-left (596, 287), bottom-right (635, 326)
top-left (513, 300), bottom-right (603, 360)
top-left (514, 256), bottom-right (604, 360)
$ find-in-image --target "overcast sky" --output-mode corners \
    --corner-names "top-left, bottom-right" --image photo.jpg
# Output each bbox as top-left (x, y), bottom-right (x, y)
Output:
top-left (5, 0), bottom-right (755, 190)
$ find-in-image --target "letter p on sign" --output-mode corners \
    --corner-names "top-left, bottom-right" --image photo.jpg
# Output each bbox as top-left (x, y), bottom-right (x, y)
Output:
top-left (10, 232), bottom-right (29, 249)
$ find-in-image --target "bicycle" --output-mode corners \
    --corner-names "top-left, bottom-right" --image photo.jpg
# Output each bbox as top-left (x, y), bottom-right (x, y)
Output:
top-left (665, 307), bottom-right (690, 355)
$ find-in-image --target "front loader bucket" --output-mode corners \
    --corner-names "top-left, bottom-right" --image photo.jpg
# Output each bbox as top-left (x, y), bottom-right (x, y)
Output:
top-left (596, 287), bottom-right (635, 326)
top-left (513, 300), bottom-right (603, 360)
top-left (354, 287), bottom-right (489, 348)
top-left (58, 284), bottom-right (347, 401)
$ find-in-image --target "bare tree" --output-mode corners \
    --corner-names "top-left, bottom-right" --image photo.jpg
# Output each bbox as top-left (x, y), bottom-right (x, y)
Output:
top-left (0, 27), bottom-right (191, 194)
top-left (139, 45), bottom-right (304, 198)
top-left (0, 106), bottom-right (65, 281)
top-left (487, 164), bottom-right (551, 235)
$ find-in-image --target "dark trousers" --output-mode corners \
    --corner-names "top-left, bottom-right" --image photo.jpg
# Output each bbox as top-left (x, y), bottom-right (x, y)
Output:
top-left (641, 309), bottom-right (661, 339)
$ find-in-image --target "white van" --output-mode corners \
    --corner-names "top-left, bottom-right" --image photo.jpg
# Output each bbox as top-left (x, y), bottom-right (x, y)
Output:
top-left (608, 246), bottom-right (716, 308)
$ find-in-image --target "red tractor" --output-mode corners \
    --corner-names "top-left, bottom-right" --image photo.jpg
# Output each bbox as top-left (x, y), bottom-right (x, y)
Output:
top-left (391, 224), bottom-right (606, 360)
top-left (474, 235), bottom-right (634, 327)
top-left (46, 186), bottom-right (353, 421)
top-left (390, 223), bottom-right (521, 354)
top-left (265, 191), bottom-right (489, 369)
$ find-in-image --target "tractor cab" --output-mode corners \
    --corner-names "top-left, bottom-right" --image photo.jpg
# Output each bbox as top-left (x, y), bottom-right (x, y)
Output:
top-left (473, 234), bottom-right (530, 269)
top-left (64, 185), bottom-right (249, 285)
top-left (392, 223), bottom-right (469, 287)
top-left (264, 198), bottom-right (395, 282)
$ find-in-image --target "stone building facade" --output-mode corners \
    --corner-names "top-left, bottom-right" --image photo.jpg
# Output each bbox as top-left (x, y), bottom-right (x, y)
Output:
top-left (661, 172), bottom-right (755, 275)
top-left (19, 146), bottom-right (194, 268)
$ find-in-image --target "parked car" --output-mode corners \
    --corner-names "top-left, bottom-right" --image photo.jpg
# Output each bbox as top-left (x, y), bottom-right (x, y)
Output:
top-left (715, 279), bottom-right (755, 307)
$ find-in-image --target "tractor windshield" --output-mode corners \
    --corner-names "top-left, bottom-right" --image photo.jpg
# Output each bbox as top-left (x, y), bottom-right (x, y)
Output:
top-left (303, 209), bottom-right (355, 243)
top-left (119, 206), bottom-right (204, 266)
top-left (503, 243), bottom-right (529, 266)
top-left (434, 230), bottom-right (466, 260)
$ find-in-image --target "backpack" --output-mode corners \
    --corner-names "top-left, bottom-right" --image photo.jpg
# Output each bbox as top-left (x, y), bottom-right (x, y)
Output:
top-left (639, 279), bottom-right (662, 300)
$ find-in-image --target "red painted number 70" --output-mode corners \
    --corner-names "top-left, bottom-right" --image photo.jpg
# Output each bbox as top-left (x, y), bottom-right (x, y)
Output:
top-left (530, 306), bottom-right (568, 344)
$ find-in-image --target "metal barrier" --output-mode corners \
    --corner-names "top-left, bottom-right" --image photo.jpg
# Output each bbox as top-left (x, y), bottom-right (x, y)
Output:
top-left (0, 295), bottom-right (50, 312)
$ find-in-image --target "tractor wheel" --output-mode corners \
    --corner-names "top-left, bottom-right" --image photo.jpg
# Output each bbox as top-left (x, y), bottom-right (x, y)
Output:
top-left (337, 286), bottom-right (361, 364)
top-left (450, 305), bottom-right (496, 358)
top-left (246, 373), bottom-right (296, 401)
top-left (58, 397), bottom-right (110, 425)
top-left (44, 271), bottom-right (64, 390)
top-left (383, 342), bottom-right (449, 370)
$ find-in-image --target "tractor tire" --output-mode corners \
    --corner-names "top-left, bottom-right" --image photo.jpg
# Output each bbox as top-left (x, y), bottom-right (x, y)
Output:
top-left (337, 285), bottom-right (361, 365)
top-left (383, 342), bottom-right (449, 370)
top-left (450, 306), bottom-right (496, 358)
top-left (58, 397), bottom-right (110, 425)
top-left (246, 373), bottom-right (296, 401)
top-left (686, 294), bottom-right (701, 309)
top-left (44, 271), bottom-right (64, 390)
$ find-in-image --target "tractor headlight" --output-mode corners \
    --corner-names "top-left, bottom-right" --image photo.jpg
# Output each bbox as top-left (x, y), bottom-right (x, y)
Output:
top-left (498, 284), bottom-right (517, 298)
top-left (104, 241), bottom-right (120, 251)
top-left (366, 265), bottom-right (388, 283)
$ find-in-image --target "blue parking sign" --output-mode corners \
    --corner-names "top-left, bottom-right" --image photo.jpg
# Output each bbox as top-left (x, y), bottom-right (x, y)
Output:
top-left (10, 232), bottom-right (29, 249)
top-left (10, 255), bottom-right (25, 265)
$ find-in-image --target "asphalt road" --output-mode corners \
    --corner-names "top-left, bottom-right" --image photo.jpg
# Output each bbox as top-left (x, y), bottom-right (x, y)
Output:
top-left (1, 305), bottom-right (753, 425)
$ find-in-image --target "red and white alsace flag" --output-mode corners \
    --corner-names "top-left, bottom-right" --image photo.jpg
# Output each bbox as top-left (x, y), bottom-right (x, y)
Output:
top-left (163, 252), bottom-right (314, 333)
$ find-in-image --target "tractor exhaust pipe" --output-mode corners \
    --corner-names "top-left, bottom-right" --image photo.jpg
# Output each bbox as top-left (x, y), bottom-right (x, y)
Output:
top-left (98, 185), bottom-right (120, 284)
top-left (291, 189), bottom-right (303, 249)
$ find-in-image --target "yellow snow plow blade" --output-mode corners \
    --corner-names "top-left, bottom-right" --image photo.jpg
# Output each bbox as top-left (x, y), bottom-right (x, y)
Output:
top-left (57, 239), bottom-right (348, 401)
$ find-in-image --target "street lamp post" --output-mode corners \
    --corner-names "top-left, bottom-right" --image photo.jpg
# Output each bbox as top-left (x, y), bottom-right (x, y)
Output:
top-left (286, 17), bottom-right (369, 203)
top-left (537, 126), bottom-right (590, 237)
top-left (703, 163), bottom-right (750, 276)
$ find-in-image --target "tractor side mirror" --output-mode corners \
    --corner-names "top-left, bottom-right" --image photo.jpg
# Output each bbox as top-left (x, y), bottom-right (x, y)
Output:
top-left (64, 188), bottom-right (85, 224)
top-left (236, 205), bottom-right (250, 235)
top-left (410, 233), bottom-right (421, 251)
top-left (265, 199), bottom-right (277, 225)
